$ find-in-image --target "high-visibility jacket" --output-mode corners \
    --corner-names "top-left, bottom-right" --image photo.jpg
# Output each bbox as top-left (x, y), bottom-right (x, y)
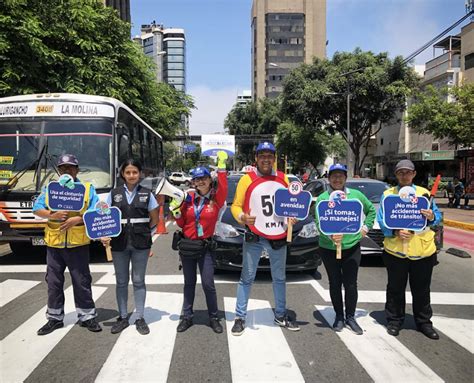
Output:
top-left (43, 182), bottom-right (92, 248)
top-left (377, 185), bottom-right (442, 260)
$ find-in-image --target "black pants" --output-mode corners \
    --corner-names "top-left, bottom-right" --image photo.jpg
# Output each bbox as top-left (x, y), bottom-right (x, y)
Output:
top-left (320, 243), bottom-right (361, 319)
top-left (181, 252), bottom-right (218, 319)
top-left (382, 251), bottom-right (436, 328)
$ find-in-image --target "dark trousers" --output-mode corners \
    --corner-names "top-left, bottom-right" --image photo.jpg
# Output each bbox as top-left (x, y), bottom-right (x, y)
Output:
top-left (320, 243), bottom-right (361, 319)
top-left (181, 252), bottom-right (218, 319)
top-left (45, 245), bottom-right (96, 321)
top-left (382, 251), bottom-right (436, 328)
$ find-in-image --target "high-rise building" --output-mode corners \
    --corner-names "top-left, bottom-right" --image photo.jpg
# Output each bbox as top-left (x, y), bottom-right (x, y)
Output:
top-left (134, 23), bottom-right (186, 92)
top-left (103, 0), bottom-right (130, 23)
top-left (236, 90), bottom-right (252, 105)
top-left (251, 0), bottom-right (326, 100)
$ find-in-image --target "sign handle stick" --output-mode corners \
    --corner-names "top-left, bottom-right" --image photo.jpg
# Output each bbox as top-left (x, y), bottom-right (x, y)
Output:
top-left (286, 219), bottom-right (293, 242)
top-left (336, 242), bottom-right (342, 259)
top-left (105, 244), bottom-right (113, 262)
top-left (401, 230), bottom-right (409, 254)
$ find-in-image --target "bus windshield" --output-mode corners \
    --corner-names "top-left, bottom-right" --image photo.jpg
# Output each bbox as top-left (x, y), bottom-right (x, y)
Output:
top-left (0, 119), bottom-right (113, 192)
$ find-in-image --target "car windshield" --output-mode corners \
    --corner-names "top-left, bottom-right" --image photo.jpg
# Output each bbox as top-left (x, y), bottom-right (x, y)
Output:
top-left (347, 181), bottom-right (388, 203)
top-left (226, 176), bottom-right (243, 204)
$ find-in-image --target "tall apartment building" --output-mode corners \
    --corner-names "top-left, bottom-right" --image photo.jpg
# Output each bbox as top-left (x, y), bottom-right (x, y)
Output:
top-left (236, 90), bottom-right (252, 105)
top-left (103, 0), bottom-right (131, 23)
top-left (251, 0), bottom-right (326, 100)
top-left (134, 23), bottom-right (186, 92)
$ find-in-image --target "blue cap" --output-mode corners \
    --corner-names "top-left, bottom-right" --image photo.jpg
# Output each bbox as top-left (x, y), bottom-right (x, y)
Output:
top-left (328, 163), bottom-right (347, 175)
top-left (256, 141), bottom-right (276, 153)
top-left (191, 166), bottom-right (211, 179)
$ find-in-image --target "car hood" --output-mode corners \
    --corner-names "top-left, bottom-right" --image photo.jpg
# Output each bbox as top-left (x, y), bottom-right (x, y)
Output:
top-left (219, 203), bottom-right (310, 233)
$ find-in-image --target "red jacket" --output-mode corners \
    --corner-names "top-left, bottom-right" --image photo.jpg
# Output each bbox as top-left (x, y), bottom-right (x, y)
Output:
top-left (175, 170), bottom-right (228, 239)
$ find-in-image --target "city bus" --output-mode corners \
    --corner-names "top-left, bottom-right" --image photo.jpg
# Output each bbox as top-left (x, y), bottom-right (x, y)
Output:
top-left (0, 93), bottom-right (164, 255)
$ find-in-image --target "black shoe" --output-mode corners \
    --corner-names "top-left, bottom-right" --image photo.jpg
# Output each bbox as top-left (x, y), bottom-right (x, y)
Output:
top-left (345, 316), bottom-right (363, 335)
top-left (332, 317), bottom-right (344, 332)
top-left (386, 323), bottom-right (400, 336)
top-left (418, 325), bottom-right (439, 340)
top-left (135, 318), bottom-right (150, 335)
top-left (274, 315), bottom-right (301, 331)
top-left (37, 319), bottom-right (64, 336)
top-left (210, 318), bottom-right (223, 334)
top-left (79, 318), bottom-right (102, 332)
top-left (111, 317), bottom-right (129, 334)
top-left (177, 317), bottom-right (193, 333)
top-left (231, 318), bottom-right (245, 336)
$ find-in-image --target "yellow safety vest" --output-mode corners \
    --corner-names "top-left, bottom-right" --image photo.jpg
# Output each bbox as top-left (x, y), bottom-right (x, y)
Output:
top-left (383, 185), bottom-right (437, 260)
top-left (44, 182), bottom-right (91, 248)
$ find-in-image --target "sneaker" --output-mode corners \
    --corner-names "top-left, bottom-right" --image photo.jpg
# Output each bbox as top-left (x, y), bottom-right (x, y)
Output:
top-left (332, 317), bottom-right (344, 332)
top-left (210, 317), bottom-right (223, 334)
top-left (177, 317), bottom-right (193, 333)
top-left (37, 319), bottom-right (64, 336)
top-left (274, 315), bottom-right (301, 331)
top-left (345, 316), bottom-right (363, 335)
top-left (79, 318), bottom-right (102, 332)
top-left (111, 317), bottom-right (129, 334)
top-left (135, 318), bottom-right (150, 335)
top-left (231, 318), bottom-right (245, 336)
top-left (387, 323), bottom-right (400, 336)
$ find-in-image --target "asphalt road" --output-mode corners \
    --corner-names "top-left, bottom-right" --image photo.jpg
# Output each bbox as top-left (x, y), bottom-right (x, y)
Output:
top-left (1, 223), bottom-right (473, 383)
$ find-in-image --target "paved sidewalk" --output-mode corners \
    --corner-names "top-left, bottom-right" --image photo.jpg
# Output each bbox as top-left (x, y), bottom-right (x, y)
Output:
top-left (435, 198), bottom-right (474, 231)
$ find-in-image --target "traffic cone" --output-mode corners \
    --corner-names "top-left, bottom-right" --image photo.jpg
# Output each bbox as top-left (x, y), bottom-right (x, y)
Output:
top-left (157, 195), bottom-right (168, 234)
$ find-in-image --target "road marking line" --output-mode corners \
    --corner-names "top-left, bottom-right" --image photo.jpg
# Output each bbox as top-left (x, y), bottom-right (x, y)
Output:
top-left (432, 315), bottom-right (474, 353)
top-left (0, 264), bottom-right (115, 273)
top-left (0, 279), bottom-right (40, 307)
top-left (95, 291), bottom-right (183, 383)
top-left (308, 280), bottom-right (474, 306)
top-left (95, 273), bottom-right (236, 285)
top-left (224, 297), bottom-right (304, 382)
top-left (316, 305), bottom-right (444, 383)
top-left (0, 286), bottom-right (107, 383)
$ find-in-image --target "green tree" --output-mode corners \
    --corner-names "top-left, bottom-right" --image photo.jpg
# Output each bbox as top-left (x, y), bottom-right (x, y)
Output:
top-left (281, 49), bottom-right (419, 175)
top-left (0, 0), bottom-right (193, 139)
top-left (406, 84), bottom-right (474, 146)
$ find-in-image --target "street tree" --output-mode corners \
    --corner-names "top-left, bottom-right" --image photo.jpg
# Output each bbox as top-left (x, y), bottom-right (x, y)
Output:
top-left (406, 84), bottom-right (474, 147)
top-left (0, 0), bottom-right (193, 139)
top-left (281, 49), bottom-right (419, 175)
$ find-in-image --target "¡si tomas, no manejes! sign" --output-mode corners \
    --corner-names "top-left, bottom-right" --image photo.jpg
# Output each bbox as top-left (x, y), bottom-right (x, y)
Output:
top-left (316, 191), bottom-right (363, 235)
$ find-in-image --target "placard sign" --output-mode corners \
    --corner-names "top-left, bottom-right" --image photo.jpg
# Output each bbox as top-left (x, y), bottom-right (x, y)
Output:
top-left (274, 181), bottom-right (312, 219)
top-left (47, 175), bottom-right (85, 211)
top-left (316, 191), bottom-right (363, 235)
top-left (382, 186), bottom-right (429, 231)
top-left (83, 201), bottom-right (122, 239)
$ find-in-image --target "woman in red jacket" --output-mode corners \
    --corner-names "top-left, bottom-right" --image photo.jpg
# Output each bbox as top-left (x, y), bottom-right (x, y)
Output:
top-left (170, 153), bottom-right (228, 333)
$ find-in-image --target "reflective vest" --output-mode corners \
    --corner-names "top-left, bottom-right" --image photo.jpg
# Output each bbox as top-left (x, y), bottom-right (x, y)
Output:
top-left (44, 182), bottom-right (92, 249)
top-left (110, 185), bottom-right (152, 251)
top-left (383, 185), bottom-right (436, 260)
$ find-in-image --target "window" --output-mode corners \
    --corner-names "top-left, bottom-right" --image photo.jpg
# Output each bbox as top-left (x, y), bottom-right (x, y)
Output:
top-left (167, 48), bottom-right (184, 55)
top-left (465, 53), bottom-right (474, 70)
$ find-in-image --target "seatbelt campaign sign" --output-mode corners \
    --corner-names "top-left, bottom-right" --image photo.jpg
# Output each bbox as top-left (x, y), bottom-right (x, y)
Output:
top-left (382, 186), bottom-right (429, 231)
top-left (83, 201), bottom-right (122, 239)
top-left (316, 191), bottom-right (363, 235)
top-left (274, 181), bottom-right (312, 219)
top-left (47, 174), bottom-right (85, 211)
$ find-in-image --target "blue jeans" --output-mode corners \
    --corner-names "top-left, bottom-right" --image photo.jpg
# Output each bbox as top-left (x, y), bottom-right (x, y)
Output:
top-left (112, 244), bottom-right (149, 319)
top-left (235, 238), bottom-right (287, 319)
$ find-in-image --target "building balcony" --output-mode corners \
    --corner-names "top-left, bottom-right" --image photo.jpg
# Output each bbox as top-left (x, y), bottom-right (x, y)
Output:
top-left (424, 52), bottom-right (461, 81)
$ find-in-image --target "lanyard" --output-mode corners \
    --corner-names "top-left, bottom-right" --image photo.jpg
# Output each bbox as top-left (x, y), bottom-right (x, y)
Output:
top-left (193, 195), bottom-right (206, 226)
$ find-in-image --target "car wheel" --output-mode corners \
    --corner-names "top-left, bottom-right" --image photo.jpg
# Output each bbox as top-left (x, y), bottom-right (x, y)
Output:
top-left (184, 181), bottom-right (190, 187)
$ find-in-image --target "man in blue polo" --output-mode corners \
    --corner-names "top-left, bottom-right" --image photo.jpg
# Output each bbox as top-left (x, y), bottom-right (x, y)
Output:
top-left (33, 154), bottom-right (102, 335)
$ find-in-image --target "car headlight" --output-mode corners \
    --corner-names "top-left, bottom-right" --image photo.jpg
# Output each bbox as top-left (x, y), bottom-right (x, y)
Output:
top-left (297, 221), bottom-right (319, 238)
top-left (214, 221), bottom-right (241, 238)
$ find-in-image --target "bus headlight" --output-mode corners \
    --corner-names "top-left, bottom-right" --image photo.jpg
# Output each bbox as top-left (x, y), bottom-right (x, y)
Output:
top-left (214, 222), bottom-right (240, 238)
top-left (297, 221), bottom-right (319, 238)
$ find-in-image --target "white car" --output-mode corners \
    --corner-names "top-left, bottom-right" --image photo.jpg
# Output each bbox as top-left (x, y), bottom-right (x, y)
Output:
top-left (169, 172), bottom-right (192, 186)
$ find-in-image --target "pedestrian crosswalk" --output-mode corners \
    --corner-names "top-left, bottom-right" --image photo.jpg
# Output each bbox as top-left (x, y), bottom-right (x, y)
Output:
top-left (1, 274), bottom-right (473, 382)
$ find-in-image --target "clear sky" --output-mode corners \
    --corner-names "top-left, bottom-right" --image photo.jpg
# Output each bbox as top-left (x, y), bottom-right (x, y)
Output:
top-left (130, 0), bottom-right (470, 135)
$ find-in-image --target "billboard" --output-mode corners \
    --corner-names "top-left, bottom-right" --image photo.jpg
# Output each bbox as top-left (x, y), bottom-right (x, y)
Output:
top-left (201, 134), bottom-right (235, 157)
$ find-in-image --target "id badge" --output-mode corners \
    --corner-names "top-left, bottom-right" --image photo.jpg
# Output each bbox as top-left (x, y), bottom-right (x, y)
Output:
top-left (197, 223), bottom-right (204, 237)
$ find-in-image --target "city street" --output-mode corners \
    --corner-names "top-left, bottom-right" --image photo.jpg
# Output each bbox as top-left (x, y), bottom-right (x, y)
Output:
top-left (1, 221), bottom-right (473, 383)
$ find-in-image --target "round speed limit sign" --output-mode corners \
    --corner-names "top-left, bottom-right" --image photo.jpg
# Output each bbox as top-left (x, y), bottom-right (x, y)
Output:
top-left (288, 181), bottom-right (303, 196)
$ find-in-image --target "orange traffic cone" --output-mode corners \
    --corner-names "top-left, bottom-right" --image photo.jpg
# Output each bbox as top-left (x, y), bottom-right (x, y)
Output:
top-left (157, 195), bottom-right (168, 234)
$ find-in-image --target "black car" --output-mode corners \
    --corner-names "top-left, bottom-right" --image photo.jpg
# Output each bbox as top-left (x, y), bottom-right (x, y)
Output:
top-left (304, 178), bottom-right (389, 256)
top-left (211, 174), bottom-right (321, 272)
